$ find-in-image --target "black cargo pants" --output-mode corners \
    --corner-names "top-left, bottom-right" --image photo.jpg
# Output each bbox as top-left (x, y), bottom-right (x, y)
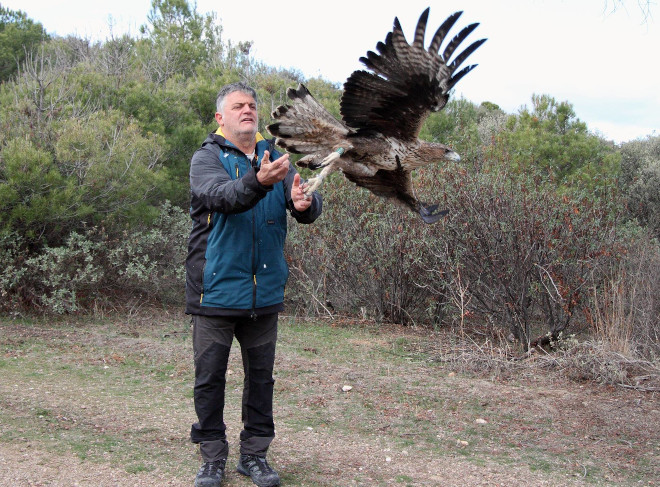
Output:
top-left (190, 313), bottom-right (277, 462)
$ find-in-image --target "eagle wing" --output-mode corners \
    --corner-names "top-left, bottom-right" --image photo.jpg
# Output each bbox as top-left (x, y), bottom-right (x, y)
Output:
top-left (340, 8), bottom-right (486, 141)
top-left (268, 84), bottom-right (354, 155)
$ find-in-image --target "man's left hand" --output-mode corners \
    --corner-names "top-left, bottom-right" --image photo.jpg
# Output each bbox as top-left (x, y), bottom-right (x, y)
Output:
top-left (291, 173), bottom-right (312, 212)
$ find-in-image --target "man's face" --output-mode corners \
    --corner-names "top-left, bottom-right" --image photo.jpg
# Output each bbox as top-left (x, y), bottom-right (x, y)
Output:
top-left (216, 91), bottom-right (258, 142)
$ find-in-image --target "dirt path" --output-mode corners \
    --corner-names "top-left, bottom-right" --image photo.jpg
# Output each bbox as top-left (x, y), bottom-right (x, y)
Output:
top-left (0, 439), bottom-right (590, 486)
top-left (0, 313), bottom-right (658, 486)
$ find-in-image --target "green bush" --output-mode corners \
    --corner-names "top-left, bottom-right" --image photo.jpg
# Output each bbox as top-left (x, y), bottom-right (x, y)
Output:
top-left (285, 158), bottom-right (657, 356)
top-left (620, 135), bottom-right (660, 238)
top-left (0, 6), bottom-right (49, 82)
top-left (21, 231), bottom-right (104, 313)
top-left (0, 138), bottom-right (69, 243)
top-left (0, 111), bottom-right (166, 247)
top-left (0, 203), bottom-right (189, 313)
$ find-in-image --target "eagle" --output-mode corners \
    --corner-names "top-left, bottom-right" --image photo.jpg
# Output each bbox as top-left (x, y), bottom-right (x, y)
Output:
top-left (267, 8), bottom-right (486, 223)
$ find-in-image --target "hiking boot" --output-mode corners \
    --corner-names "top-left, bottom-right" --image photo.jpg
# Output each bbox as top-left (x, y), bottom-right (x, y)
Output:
top-left (236, 454), bottom-right (280, 487)
top-left (194, 459), bottom-right (226, 487)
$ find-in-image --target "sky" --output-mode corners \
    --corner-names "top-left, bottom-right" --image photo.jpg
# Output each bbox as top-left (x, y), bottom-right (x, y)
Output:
top-left (3, 0), bottom-right (659, 144)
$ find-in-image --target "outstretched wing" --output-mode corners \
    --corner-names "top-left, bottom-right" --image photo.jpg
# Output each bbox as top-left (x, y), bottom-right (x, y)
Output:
top-left (340, 8), bottom-right (486, 141)
top-left (267, 84), bottom-right (353, 155)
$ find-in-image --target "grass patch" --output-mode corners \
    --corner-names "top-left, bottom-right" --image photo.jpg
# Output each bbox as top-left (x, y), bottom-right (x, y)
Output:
top-left (0, 311), bottom-right (657, 486)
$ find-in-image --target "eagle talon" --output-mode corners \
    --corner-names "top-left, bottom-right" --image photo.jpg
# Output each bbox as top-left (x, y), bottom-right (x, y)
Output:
top-left (304, 177), bottom-right (321, 195)
top-left (419, 205), bottom-right (449, 224)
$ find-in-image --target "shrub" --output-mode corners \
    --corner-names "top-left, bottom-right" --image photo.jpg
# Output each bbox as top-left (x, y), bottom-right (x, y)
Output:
top-left (0, 202), bottom-right (189, 313)
top-left (422, 161), bottom-right (628, 347)
top-left (21, 231), bottom-right (104, 313)
top-left (285, 172), bottom-right (437, 325)
top-left (105, 200), bottom-right (189, 304)
top-left (285, 157), bottom-right (659, 358)
top-left (620, 135), bottom-right (660, 239)
top-left (0, 111), bottom-right (167, 248)
top-left (586, 225), bottom-right (660, 359)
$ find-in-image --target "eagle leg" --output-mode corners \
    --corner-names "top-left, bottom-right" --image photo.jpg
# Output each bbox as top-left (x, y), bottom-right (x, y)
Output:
top-left (304, 166), bottom-right (331, 195)
top-left (318, 147), bottom-right (344, 168)
top-left (419, 204), bottom-right (449, 224)
top-left (303, 148), bottom-right (345, 195)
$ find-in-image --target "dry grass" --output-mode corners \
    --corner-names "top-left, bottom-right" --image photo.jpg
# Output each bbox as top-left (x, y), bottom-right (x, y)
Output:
top-left (418, 330), bottom-right (660, 392)
top-left (0, 309), bottom-right (658, 486)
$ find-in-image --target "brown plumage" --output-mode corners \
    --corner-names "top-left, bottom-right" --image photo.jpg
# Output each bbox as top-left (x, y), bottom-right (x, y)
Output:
top-left (267, 8), bottom-right (486, 223)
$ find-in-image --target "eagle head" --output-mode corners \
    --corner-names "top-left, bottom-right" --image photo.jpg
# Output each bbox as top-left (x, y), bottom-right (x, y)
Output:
top-left (445, 150), bottom-right (461, 162)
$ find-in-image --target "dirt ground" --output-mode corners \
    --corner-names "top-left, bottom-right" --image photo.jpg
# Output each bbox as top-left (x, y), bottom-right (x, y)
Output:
top-left (0, 313), bottom-right (658, 486)
top-left (0, 439), bottom-right (610, 487)
top-left (2, 383), bottom-right (658, 487)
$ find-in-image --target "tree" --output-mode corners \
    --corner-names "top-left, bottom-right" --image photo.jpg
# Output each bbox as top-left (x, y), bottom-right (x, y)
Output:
top-left (496, 94), bottom-right (618, 190)
top-left (620, 135), bottom-right (660, 238)
top-left (0, 6), bottom-right (48, 83)
top-left (138, 0), bottom-right (223, 84)
top-left (606, 0), bottom-right (655, 22)
top-left (0, 110), bottom-right (166, 247)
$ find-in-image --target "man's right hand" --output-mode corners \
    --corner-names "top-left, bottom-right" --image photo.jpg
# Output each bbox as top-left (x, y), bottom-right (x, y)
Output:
top-left (256, 151), bottom-right (290, 186)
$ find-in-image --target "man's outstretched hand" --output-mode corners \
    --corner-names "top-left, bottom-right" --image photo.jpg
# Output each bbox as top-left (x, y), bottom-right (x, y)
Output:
top-left (257, 150), bottom-right (290, 186)
top-left (291, 173), bottom-right (312, 212)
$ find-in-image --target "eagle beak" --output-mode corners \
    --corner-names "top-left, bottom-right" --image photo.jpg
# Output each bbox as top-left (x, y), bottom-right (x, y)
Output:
top-left (445, 150), bottom-right (461, 162)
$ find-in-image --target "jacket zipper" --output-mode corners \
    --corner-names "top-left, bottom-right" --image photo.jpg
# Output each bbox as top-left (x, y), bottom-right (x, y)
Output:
top-left (251, 210), bottom-right (257, 320)
top-left (237, 154), bottom-right (258, 320)
top-left (249, 154), bottom-right (258, 320)
top-left (200, 212), bottom-right (212, 304)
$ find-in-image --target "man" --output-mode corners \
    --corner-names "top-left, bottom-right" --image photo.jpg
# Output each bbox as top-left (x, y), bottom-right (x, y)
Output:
top-left (185, 81), bottom-right (322, 487)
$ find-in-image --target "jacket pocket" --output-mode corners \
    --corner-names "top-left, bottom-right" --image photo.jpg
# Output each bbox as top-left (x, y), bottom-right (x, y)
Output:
top-left (203, 248), bottom-right (253, 308)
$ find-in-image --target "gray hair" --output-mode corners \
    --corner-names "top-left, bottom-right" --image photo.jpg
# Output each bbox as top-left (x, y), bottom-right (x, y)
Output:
top-left (216, 82), bottom-right (257, 113)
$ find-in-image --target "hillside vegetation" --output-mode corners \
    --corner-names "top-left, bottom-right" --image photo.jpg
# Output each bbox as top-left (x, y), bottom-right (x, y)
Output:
top-left (1, 0), bottom-right (658, 362)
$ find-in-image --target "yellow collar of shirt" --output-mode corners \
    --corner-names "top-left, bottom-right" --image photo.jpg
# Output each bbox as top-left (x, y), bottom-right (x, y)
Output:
top-left (215, 127), bottom-right (265, 143)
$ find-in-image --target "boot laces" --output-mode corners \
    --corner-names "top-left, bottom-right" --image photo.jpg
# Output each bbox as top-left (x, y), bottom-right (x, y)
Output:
top-left (244, 455), bottom-right (274, 474)
top-left (201, 459), bottom-right (225, 476)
